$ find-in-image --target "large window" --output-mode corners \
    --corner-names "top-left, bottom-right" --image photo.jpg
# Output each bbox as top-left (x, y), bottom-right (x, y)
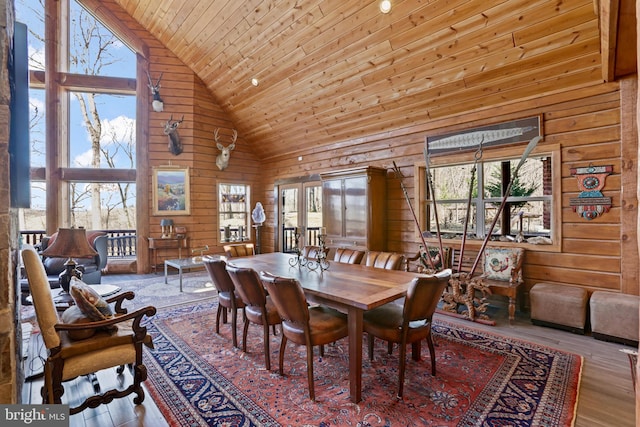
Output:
top-left (219, 183), bottom-right (251, 242)
top-left (17, 0), bottom-right (138, 232)
top-left (417, 145), bottom-right (560, 249)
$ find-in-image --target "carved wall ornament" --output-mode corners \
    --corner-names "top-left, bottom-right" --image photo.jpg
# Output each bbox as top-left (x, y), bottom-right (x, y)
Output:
top-left (569, 164), bottom-right (613, 220)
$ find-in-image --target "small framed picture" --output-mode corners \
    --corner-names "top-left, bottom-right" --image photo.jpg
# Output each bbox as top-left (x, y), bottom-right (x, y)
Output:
top-left (152, 166), bottom-right (190, 215)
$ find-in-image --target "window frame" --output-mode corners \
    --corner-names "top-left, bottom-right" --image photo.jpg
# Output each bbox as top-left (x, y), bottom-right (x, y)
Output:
top-left (218, 182), bottom-right (251, 242)
top-left (414, 143), bottom-right (562, 253)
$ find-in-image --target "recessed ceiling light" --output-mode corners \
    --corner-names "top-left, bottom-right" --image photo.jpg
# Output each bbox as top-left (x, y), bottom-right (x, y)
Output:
top-left (251, 78), bottom-right (259, 86)
top-left (379, 0), bottom-right (391, 13)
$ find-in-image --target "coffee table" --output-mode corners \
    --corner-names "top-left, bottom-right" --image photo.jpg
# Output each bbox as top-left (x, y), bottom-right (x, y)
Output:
top-left (164, 257), bottom-right (205, 292)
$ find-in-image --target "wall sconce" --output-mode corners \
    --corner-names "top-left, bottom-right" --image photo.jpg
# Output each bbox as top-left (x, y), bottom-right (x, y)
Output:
top-left (147, 71), bottom-right (164, 112)
top-left (160, 218), bottom-right (174, 238)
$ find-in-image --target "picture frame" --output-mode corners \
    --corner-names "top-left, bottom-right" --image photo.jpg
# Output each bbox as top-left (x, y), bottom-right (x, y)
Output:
top-left (152, 166), bottom-right (191, 215)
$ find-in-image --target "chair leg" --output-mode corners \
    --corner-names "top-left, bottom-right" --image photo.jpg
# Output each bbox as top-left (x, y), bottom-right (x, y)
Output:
top-left (426, 333), bottom-right (436, 376)
top-left (242, 319), bottom-right (250, 352)
top-left (215, 306), bottom-right (222, 334)
top-left (411, 341), bottom-right (421, 361)
top-left (398, 342), bottom-right (407, 398)
top-left (368, 334), bottom-right (375, 360)
top-left (387, 341), bottom-right (393, 354)
top-left (231, 308), bottom-right (239, 348)
top-left (278, 335), bottom-right (287, 376)
top-left (306, 344), bottom-right (315, 401)
top-left (263, 322), bottom-right (271, 370)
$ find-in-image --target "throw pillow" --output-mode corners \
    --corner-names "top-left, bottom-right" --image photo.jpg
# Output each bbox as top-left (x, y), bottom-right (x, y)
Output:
top-left (69, 277), bottom-right (114, 321)
top-left (60, 305), bottom-right (96, 340)
top-left (483, 248), bottom-right (518, 281)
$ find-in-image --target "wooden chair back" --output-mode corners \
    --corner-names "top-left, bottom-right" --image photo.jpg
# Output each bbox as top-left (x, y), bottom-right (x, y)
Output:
top-left (365, 251), bottom-right (404, 270)
top-left (333, 248), bottom-right (365, 264)
top-left (223, 243), bottom-right (255, 257)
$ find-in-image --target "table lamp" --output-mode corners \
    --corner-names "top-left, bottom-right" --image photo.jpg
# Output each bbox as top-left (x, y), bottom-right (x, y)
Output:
top-left (41, 227), bottom-right (98, 293)
top-left (160, 218), bottom-right (174, 238)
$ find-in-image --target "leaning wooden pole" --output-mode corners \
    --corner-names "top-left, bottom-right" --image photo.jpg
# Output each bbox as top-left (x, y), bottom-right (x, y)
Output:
top-left (392, 161), bottom-right (438, 271)
top-left (423, 147), bottom-right (445, 267)
top-left (468, 136), bottom-right (541, 277)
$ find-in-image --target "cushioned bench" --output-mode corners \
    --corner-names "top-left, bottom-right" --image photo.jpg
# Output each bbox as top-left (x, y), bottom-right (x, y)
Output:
top-left (590, 291), bottom-right (639, 346)
top-left (530, 282), bottom-right (588, 334)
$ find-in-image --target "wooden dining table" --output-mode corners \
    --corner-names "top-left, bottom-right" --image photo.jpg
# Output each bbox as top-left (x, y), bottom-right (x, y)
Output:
top-left (227, 252), bottom-right (421, 403)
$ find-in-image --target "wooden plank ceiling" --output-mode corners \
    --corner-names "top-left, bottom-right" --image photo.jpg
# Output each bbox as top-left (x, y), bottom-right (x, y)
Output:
top-left (112, 0), bottom-right (632, 160)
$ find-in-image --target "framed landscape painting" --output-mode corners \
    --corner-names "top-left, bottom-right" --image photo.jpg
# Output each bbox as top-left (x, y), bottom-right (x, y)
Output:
top-left (152, 166), bottom-right (190, 215)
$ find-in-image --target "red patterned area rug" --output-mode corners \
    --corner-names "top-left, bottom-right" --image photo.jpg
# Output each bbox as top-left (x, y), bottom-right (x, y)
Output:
top-left (143, 301), bottom-right (582, 427)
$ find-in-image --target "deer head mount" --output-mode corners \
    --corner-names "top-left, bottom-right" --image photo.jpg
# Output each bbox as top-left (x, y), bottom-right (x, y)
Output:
top-left (164, 115), bottom-right (184, 156)
top-left (215, 128), bottom-right (237, 170)
top-left (147, 72), bottom-right (164, 112)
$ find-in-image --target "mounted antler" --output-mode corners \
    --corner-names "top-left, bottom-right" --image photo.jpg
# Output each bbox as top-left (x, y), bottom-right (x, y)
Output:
top-left (214, 128), bottom-right (237, 171)
top-left (164, 114), bottom-right (184, 155)
top-left (147, 71), bottom-right (164, 112)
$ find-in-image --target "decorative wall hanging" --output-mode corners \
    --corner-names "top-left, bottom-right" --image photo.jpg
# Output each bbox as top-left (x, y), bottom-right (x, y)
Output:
top-left (152, 166), bottom-right (190, 215)
top-left (147, 72), bottom-right (164, 112)
top-left (214, 128), bottom-right (237, 170)
top-left (569, 164), bottom-right (612, 220)
top-left (426, 115), bottom-right (542, 155)
top-left (164, 115), bottom-right (184, 155)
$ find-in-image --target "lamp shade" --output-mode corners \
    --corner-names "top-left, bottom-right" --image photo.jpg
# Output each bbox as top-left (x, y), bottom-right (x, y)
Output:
top-left (42, 228), bottom-right (98, 259)
top-left (160, 219), bottom-right (174, 227)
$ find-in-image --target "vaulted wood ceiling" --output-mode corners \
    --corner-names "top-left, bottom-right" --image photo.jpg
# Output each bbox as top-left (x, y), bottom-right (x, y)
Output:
top-left (112, 0), bottom-right (635, 160)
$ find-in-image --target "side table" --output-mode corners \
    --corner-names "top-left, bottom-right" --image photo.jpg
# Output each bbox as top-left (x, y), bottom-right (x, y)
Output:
top-left (148, 236), bottom-right (189, 272)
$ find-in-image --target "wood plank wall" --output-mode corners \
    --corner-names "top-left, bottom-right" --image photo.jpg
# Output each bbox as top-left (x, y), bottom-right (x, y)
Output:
top-left (259, 80), bottom-right (639, 299)
top-left (103, 0), bottom-right (263, 271)
top-left (101, 0), bottom-right (638, 296)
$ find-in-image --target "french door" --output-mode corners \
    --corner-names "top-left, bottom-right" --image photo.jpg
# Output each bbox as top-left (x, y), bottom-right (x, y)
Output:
top-left (279, 182), bottom-right (322, 252)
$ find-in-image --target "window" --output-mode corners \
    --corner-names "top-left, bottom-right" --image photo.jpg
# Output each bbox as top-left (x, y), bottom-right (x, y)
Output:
top-left (219, 183), bottom-right (251, 242)
top-left (16, 0), bottom-right (138, 233)
top-left (417, 145), bottom-right (560, 249)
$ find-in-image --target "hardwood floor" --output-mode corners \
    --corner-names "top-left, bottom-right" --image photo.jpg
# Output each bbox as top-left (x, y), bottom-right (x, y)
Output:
top-left (21, 274), bottom-right (636, 426)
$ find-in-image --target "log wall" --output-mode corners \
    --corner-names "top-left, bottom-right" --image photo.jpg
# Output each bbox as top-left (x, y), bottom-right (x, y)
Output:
top-left (259, 80), bottom-right (639, 298)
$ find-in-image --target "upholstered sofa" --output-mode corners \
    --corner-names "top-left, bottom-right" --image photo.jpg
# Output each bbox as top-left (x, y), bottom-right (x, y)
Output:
top-left (39, 230), bottom-right (109, 287)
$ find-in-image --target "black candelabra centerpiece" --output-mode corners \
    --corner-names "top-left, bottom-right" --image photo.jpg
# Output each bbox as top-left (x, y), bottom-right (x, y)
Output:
top-left (288, 228), bottom-right (330, 273)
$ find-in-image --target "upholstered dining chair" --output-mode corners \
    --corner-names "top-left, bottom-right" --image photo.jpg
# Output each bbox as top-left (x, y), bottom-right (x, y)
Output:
top-left (365, 251), bottom-right (404, 270)
top-left (225, 264), bottom-right (282, 370)
top-left (363, 269), bottom-right (451, 398)
top-left (21, 245), bottom-right (156, 415)
top-left (203, 256), bottom-right (246, 348)
top-left (259, 271), bottom-right (349, 401)
top-left (333, 247), bottom-right (365, 264)
top-left (301, 245), bottom-right (329, 260)
top-left (223, 243), bottom-right (255, 258)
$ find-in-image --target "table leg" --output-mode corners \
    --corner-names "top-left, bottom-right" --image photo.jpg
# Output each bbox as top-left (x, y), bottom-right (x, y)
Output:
top-left (179, 266), bottom-right (183, 292)
top-left (164, 262), bottom-right (169, 284)
top-left (347, 306), bottom-right (363, 403)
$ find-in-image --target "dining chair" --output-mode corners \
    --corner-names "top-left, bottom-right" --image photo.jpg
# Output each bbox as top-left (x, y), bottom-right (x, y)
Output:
top-left (363, 269), bottom-right (451, 398)
top-left (301, 245), bottom-right (329, 260)
top-left (225, 264), bottom-right (282, 370)
top-left (223, 243), bottom-right (255, 257)
top-left (333, 247), bottom-right (365, 264)
top-left (259, 271), bottom-right (349, 401)
top-left (364, 251), bottom-right (404, 270)
top-left (203, 257), bottom-right (246, 348)
top-left (21, 245), bottom-right (156, 414)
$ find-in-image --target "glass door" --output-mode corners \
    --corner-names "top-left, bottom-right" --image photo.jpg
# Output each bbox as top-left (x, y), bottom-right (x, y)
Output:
top-left (278, 181), bottom-right (322, 252)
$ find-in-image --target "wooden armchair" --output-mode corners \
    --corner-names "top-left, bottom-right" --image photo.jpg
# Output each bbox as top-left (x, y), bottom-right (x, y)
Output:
top-left (21, 245), bottom-right (156, 415)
